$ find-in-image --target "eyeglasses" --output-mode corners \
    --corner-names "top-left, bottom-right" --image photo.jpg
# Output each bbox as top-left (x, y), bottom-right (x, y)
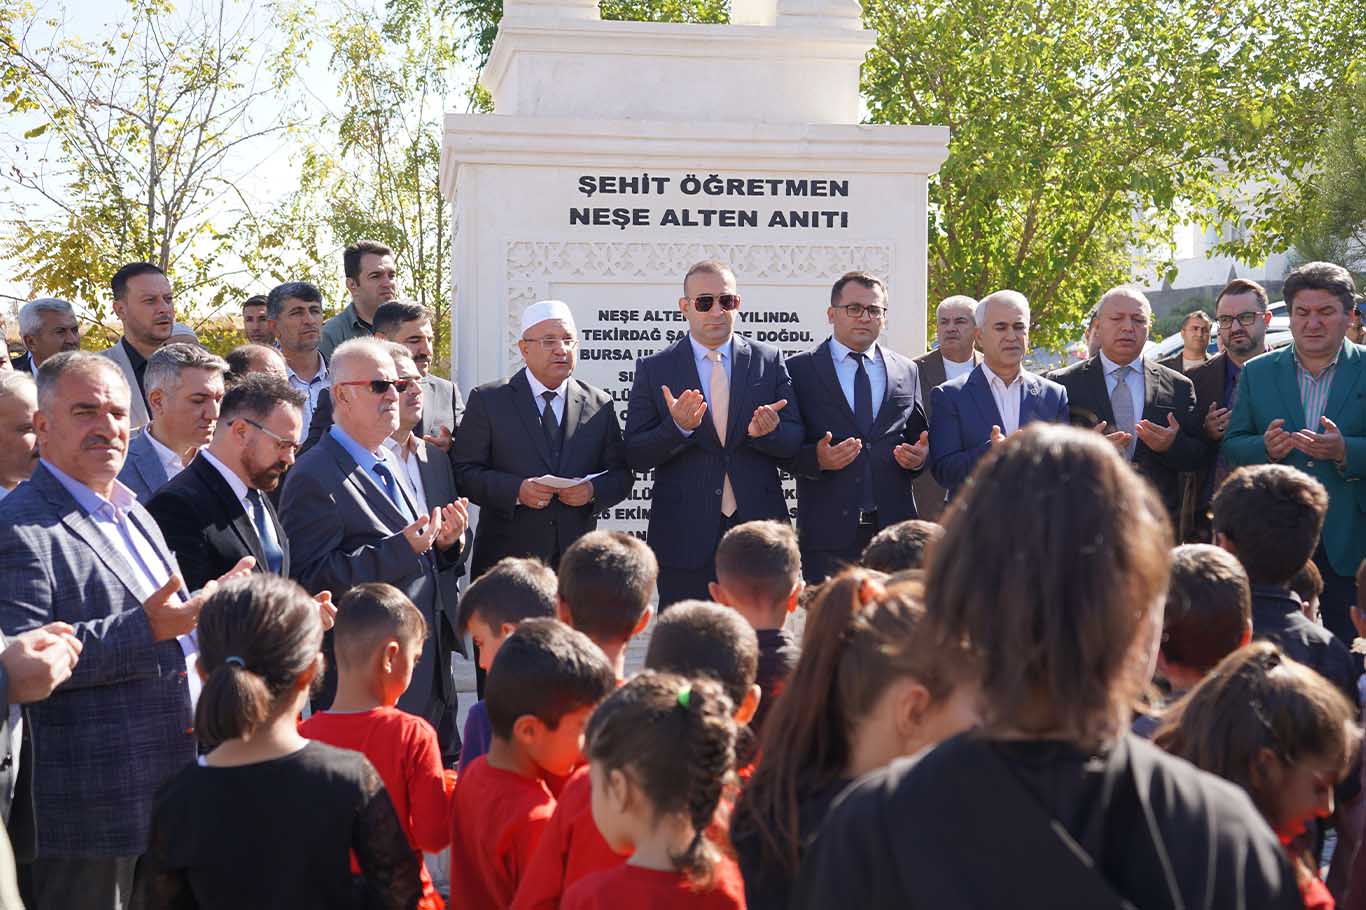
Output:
top-left (834, 303), bottom-right (887, 320)
top-left (1216, 312), bottom-right (1261, 329)
top-left (240, 418), bottom-right (300, 455)
top-left (689, 294), bottom-right (741, 312)
top-left (333, 379), bottom-right (415, 394)
top-left (521, 336), bottom-right (579, 351)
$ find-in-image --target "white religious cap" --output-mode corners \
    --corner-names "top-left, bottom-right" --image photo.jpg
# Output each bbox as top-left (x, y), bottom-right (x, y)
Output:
top-left (521, 299), bottom-right (577, 334)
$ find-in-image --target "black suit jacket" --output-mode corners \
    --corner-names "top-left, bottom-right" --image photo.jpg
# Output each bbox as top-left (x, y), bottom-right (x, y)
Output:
top-left (787, 340), bottom-right (926, 565)
top-left (8, 353), bottom-right (31, 374)
top-left (145, 454), bottom-right (289, 590)
top-left (452, 370), bottom-right (633, 578)
top-left (1181, 352), bottom-right (1238, 540)
top-left (625, 334), bottom-right (802, 570)
top-left (1051, 356), bottom-right (1204, 524)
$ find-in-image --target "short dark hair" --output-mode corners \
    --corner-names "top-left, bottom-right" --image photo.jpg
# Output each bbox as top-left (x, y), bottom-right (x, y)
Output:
top-left (485, 618), bottom-right (615, 740)
top-left (714, 521), bottom-right (802, 607)
top-left (224, 343), bottom-right (280, 380)
top-left (457, 557), bottom-right (558, 633)
top-left (1215, 278), bottom-right (1269, 311)
top-left (344, 240), bottom-right (394, 282)
top-left (860, 520), bottom-right (944, 573)
top-left (1161, 545), bottom-right (1250, 675)
top-left (241, 294), bottom-right (268, 312)
top-left (1180, 310), bottom-right (1213, 329)
top-left (1282, 261), bottom-right (1357, 313)
top-left (557, 531), bottom-right (658, 643)
top-left (1290, 561), bottom-right (1324, 606)
top-left (830, 271), bottom-right (886, 307)
top-left (644, 600), bottom-right (758, 707)
top-left (266, 281), bottom-right (323, 320)
top-left (373, 301), bottom-right (431, 337)
top-left (111, 262), bottom-right (166, 300)
top-left (333, 583), bottom-right (427, 671)
top-left (219, 373), bottom-right (305, 425)
top-left (682, 259), bottom-right (734, 295)
top-left (1212, 465), bottom-right (1328, 586)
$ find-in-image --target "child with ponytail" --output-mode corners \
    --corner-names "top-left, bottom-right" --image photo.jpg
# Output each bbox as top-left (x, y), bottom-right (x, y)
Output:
top-left (730, 567), bottom-right (979, 910)
top-left (1157, 641), bottom-right (1361, 910)
top-left (561, 672), bottom-right (746, 910)
top-left (136, 574), bottom-right (420, 909)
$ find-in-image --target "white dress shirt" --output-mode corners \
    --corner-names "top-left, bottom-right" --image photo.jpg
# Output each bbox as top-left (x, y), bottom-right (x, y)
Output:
top-left (286, 352), bottom-right (330, 431)
top-left (943, 354), bottom-right (975, 382)
top-left (1099, 351), bottom-right (1145, 426)
top-left (982, 364), bottom-right (1025, 435)
top-left (382, 434), bottom-right (429, 512)
top-left (197, 448), bottom-right (253, 514)
top-left (143, 427), bottom-right (192, 482)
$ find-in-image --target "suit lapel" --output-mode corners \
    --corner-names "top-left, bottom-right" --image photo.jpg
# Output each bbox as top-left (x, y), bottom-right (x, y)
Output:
top-left (965, 367), bottom-right (1005, 429)
top-left (725, 335), bottom-right (753, 447)
top-left (561, 379), bottom-right (587, 456)
top-left (1274, 350), bottom-right (1308, 432)
top-left (509, 369), bottom-right (554, 470)
top-left (813, 339), bottom-right (857, 428)
top-left (1085, 358), bottom-right (1117, 427)
top-left (871, 348), bottom-right (909, 436)
top-left (1141, 362), bottom-right (1163, 421)
top-left (196, 458), bottom-right (267, 568)
top-left (132, 433), bottom-right (165, 492)
top-left (1325, 343), bottom-right (1363, 425)
top-left (324, 434), bottom-right (409, 531)
top-left (1018, 372), bottom-right (1041, 425)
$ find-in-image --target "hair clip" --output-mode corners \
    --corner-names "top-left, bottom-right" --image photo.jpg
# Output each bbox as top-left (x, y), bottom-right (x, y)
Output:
top-left (225, 656), bottom-right (246, 669)
top-left (677, 684), bottom-right (692, 709)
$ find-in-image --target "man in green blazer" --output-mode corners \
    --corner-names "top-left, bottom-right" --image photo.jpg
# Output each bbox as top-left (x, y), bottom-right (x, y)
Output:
top-left (1223, 261), bottom-right (1366, 643)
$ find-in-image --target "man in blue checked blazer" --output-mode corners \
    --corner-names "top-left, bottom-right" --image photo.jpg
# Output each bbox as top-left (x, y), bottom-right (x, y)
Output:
top-left (0, 351), bottom-right (249, 910)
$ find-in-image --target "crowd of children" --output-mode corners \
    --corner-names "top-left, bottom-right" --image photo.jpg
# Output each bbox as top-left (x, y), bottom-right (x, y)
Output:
top-left (132, 423), bottom-right (1366, 909)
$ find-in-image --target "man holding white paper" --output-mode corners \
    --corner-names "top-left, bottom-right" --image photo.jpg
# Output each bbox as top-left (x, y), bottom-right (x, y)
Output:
top-left (453, 300), bottom-right (634, 578)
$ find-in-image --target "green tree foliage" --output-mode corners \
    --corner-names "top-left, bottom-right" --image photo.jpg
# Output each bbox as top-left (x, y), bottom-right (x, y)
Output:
top-left (861, 0), bottom-right (1366, 349)
top-left (1282, 77), bottom-right (1366, 277)
top-left (0, 0), bottom-right (308, 337)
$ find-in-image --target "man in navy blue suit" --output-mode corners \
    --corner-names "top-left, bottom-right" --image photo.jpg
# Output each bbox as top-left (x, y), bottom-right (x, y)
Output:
top-left (625, 260), bottom-right (803, 607)
top-left (929, 290), bottom-right (1070, 499)
top-left (787, 272), bottom-right (929, 582)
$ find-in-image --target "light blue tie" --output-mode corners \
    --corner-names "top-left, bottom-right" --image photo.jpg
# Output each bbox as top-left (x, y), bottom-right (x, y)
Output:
top-left (245, 490), bottom-right (284, 575)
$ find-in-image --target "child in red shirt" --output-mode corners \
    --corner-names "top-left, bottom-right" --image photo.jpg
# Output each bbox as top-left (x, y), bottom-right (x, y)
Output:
top-left (450, 619), bottom-right (616, 910)
top-left (300, 583), bottom-right (455, 910)
top-left (561, 672), bottom-right (746, 910)
top-left (515, 599), bottom-right (760, 910)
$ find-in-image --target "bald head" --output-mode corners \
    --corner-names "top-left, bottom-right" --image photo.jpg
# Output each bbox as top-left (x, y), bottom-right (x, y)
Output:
top-left (1093, 286), bottom-right (1152, 365)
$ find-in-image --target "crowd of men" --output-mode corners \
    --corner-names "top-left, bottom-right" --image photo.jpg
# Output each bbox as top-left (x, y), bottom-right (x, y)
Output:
top-left (0, 237), bottom-right (1362, 908)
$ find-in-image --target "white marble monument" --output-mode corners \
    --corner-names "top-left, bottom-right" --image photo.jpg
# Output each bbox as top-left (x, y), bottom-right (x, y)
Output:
top-left (440, 0), bottom-right (948, 534)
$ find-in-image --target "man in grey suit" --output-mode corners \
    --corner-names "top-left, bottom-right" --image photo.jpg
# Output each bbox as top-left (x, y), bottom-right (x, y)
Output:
top-left (453, 299), bottom-right (634, 579)
top-left (0, 351), bottom-right (249, 910)
top-left (280, 338), bottom-right (470, 753)
top-left (99, 263), bottom-right (176, 431)
top-left (912, 295), bottom-right (980, 520)
top-left (116, 344), bottom-right (227, 502)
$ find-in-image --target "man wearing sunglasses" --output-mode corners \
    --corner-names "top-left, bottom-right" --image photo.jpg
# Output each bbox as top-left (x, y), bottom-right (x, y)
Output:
top-left (282, 337), bottom-right (471, 752)
top-left (453, 299), bottom-right (633, 582)
top-left (785, 272), bottom-right (929, 583)
top-left (1179, 278), bottom-right (1273, 542)
top-left (625, 260), bottom-right (802, 607)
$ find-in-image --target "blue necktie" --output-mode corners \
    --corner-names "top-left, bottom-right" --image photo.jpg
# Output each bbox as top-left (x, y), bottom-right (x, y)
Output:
top-left (852, 353), bottom-right (876, 511)
top-left (372, 462), bottom-right (414, 522)
top-left (245, 489), bottom-right (284, 575)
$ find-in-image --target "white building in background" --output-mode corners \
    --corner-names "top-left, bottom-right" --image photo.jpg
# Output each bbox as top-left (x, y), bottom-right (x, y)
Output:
top-left (1136, 214), bottom-right (1294, 318)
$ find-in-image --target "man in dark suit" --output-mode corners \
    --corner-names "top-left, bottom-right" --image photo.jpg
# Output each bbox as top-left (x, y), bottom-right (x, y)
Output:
top-left (14, 299), bottom-right (81, 378)
top-left (302, 300), bottom-right (464, 455)
top-left (788, 272), bottom-right (929, 582)
top-left (625, 260), bottom-right (802, 607)
top-left (146, 374), bottom-right (306, 590)
top-left (1180, 278), bottom-right (1273, 542)
top-left (453, 300), bottom-right (632, 579)
top-left (929, 291), bottom-right (1069, 499)
top-left (1052, 287), bottom-right (1204, 528)
top-left (1159, 310), bottom-right (1214, 374)
top-left (0, 351), bottom-right (249, 909)
top-left (913, 294), bottom-right (980, 519)
top-left (280, 338), bottom-right (469, 750)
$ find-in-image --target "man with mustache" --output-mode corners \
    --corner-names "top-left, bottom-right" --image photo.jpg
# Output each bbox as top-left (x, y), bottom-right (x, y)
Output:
top-left (115, 344), bottom-right (227, 503)
top-left (1179, 278), bottom-right (1273, 543)
top-left (929, 290), bottom-right (1069, 500)
top-left (282, 338), bottom-right (470, 751)
top-left (912, 294), bottom-right (980, 519)
top-left (0, 372), bottom-right (38, 500)
top-left (100, 263), bottom-right (176, 431)
top-left (14, 299), bottom-right (81, 376)
top-left (145, 374), bottom-right (306, 591)
top-left (268, 281), bottom-right (330, 433)
top-left (1051, 285), bottom-right (1204, 530)
top-left (0, 351), bottom-right (252, 909)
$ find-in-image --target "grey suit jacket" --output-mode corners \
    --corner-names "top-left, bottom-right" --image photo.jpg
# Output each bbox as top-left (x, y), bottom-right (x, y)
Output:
top-left (0, 463), bottom-right (195, 858)
top-left (912, 348), bottom-right (980, 520)
top-left (413, 439), bottom-right (470, 659)
top-left (115, 429), bottom-right (173, 503)
top-left (100, 339), bottom-right (150, 430)
top-left (280, 433), bottom-right (469, 729)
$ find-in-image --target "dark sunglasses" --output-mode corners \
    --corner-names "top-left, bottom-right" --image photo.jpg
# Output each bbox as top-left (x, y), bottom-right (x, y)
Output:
top-left (690, 294), bottom-right (741, 312)
top-left (334, 379), bottom-right (415, 395)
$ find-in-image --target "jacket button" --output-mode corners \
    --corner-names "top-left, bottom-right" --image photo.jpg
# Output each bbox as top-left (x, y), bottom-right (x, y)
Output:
top-left (715, 489), bottom-right (723, 496)
top-left (1307, 460), bottom-right (1315, 467)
